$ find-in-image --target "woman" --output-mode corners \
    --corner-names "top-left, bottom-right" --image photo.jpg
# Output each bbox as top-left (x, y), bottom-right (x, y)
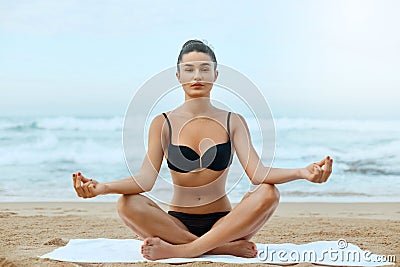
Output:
top-left (72, 40), bottom-right (333, 260)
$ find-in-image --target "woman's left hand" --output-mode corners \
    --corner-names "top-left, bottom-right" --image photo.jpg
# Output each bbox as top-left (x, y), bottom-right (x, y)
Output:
top-left (299, 156), bottom-right (333, 183)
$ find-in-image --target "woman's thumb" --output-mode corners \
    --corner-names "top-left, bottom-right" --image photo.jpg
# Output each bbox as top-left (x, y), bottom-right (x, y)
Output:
top-left (80, 175), bottom-right (91, 183)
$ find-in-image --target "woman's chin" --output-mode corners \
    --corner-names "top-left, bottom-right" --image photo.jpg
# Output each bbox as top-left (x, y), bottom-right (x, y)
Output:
top-left (186, 90), bottom-right (211, 98)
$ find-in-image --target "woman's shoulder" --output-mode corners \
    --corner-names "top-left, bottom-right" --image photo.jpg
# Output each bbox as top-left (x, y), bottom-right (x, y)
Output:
top-left (226, 110), bottom-right (245, 120)
top-left (228, 112), bottom-right (249, 133)
top-left (212, 109), bottom-right (247, 132)
top-left (159, 109), bottom-right (176, 117)
top-left (148, 114), bottom-right (166, 129)
top-left (211, 108), bottom-right (241, 118)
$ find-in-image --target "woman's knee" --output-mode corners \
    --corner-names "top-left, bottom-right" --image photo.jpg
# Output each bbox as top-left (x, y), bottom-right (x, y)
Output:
top-left (253, 184), bottom-right (280, 211)
top-left (116, 194), bottom-right (146, 216)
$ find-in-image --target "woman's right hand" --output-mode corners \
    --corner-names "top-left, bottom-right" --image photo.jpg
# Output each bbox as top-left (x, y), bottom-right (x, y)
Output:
top-left (72, 172), bottom-right (107, 198)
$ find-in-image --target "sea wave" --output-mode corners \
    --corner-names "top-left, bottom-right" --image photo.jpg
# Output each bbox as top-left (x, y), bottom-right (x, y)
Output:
top-left (1, 115), bottom-right (399, 202)
top-left (0, 134), bottom-right (124, 165)
top-left (2, 116), bottom-right (400, 132)
top-left (0, 116), bottom-right (124, 131)
top-left (273, 117), bottom-right (400, 132)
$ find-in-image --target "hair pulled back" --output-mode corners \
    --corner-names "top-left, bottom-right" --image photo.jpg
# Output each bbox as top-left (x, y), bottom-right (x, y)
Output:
top-left (177, 39), bottom-right (217, 70)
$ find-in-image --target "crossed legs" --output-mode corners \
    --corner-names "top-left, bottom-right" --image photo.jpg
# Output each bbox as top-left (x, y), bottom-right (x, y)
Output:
top-left (117, 183), bottom-right (280, 260)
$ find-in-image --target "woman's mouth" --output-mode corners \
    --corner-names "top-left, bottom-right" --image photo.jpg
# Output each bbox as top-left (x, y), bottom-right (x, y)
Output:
top-left (191, 82), bottom-right (204, 87)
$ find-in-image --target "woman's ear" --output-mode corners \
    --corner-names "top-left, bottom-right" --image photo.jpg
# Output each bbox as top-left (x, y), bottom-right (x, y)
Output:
top-left (176, 71), bottom-right (181, 83)
top-left (213, 69), bottom-right (219, 82)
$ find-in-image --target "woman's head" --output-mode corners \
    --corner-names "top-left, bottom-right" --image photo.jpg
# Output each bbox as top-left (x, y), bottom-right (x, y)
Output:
top-left (177, 40), bottom-right (217, 71)
top-left (176, 39), bottom-right (218, 99)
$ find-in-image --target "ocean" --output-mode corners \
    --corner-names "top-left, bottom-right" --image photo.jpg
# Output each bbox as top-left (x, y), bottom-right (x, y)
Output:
top-left (0, 115), bottom-right (399, 203)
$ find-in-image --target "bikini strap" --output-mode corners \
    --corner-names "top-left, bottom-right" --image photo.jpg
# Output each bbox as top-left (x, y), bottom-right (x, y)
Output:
top-left (227, 111), bottom-right (232, 138)
top-left (162, 112), bottom-right (172, 143)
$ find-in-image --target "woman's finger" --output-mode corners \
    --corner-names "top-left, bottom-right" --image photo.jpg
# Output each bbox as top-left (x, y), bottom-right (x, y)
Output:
top-left (314, 165), bottom-right (323, 183)
top-left (321, 158), bottom-right (333, 182)
top-left (74, 174), bottom-right (84, 197)
top-left (79, 172), bottom-right (92, 183)
top-left (315, 156), bottom-right (330, 167)
top-left (81, 181), bottom-right (91, 197)
top-left (72, 174), bottom-right (78, 195)
top-left (320, 160), bottom-right (328, 182)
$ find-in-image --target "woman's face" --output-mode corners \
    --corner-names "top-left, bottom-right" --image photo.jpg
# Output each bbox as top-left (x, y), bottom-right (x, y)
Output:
top-left (176, 51), bottom-right (218, 98)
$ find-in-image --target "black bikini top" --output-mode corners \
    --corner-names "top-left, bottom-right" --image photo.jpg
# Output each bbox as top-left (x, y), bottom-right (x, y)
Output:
top-left (162, 112), bottom-right (233, 173)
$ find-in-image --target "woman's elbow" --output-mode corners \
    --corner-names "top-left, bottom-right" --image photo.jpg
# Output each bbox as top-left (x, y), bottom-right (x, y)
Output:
top-left (249, 166), bottom-right (270, 185)
top-left (130, 174), bottom-right (157, 193)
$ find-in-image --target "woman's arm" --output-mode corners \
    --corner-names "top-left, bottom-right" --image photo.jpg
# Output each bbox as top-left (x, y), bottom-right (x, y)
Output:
top-left (231, 113), bottom-right (332, 185)
top-left (73, 114), bottom-right (166, 198)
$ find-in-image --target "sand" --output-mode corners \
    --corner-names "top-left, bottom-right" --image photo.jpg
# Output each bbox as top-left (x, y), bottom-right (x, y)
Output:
top-left (0, 202), bottom-right (399, 267)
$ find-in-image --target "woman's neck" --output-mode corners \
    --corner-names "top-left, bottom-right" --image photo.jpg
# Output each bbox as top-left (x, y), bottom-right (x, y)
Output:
top-left (180, 97), bottom-right (214, 116)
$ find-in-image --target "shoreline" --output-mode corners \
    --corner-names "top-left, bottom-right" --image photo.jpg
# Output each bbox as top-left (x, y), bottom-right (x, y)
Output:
top-left (1, 201), bottom-right (400, 220)
top-left (1, 202), bottom-right (399, 266)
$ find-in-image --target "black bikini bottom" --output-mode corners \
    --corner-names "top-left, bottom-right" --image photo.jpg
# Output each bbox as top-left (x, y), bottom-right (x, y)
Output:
top-left (168, 210), bottom-right (230, 237)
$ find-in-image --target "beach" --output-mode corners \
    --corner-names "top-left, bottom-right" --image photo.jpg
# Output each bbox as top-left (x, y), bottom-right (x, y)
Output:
top-left (1, 202), bottom-right (399, 266)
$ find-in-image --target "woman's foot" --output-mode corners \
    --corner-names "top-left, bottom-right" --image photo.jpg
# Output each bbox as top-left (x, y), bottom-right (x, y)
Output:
top-left (207, 239), bottom-right (258, 258)
top-left (141, 237), bottom-right (188, 260)
top-left (141, 237), bottom-right (258, 260)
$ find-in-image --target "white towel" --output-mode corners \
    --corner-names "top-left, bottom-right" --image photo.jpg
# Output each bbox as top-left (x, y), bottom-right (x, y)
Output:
top-left (39, 238), bottom-right (394, 266)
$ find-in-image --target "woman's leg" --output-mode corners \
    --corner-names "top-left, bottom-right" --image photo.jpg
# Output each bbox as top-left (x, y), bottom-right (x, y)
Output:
top-left (211, 183), bottom-right (280, 240)
top-left (117, 193), bottom-right (258, 257)
top-left (141, 183), bottom-right (280, 260)
top-left (117, 193), bottom-right (195, 244)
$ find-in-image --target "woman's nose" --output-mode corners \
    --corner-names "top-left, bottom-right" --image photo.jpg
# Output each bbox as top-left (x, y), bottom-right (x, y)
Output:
top-left (193, 69), bottom-right (201, 80)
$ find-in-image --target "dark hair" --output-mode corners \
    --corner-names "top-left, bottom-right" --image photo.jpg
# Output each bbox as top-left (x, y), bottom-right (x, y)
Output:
top-left (177, 39), bottom-right (217, 71)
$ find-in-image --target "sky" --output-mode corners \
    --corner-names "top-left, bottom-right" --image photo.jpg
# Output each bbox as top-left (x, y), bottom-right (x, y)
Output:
top-left (0, 0), bottom-right (399, 119)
